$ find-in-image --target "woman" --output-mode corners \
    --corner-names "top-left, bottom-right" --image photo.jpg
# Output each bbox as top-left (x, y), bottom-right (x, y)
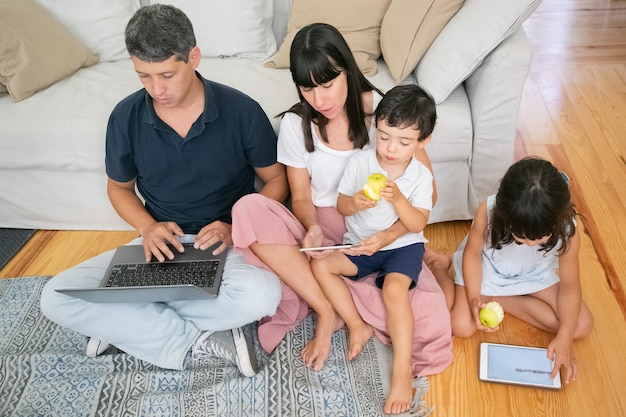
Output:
top-left (232, 23), bottom-right (451, 380)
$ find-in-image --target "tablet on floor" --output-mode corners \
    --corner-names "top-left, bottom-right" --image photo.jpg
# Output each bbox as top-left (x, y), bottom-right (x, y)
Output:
top-left (479, 342), bottom-right (562, 390)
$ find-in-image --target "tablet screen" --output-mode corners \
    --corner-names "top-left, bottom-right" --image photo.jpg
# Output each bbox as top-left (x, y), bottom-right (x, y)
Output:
top-left (481, 343), bottom-right (560, 389)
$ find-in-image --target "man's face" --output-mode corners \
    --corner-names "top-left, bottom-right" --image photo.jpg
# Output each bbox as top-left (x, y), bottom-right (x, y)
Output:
top-left (131, 47), bottom-right (199, 109)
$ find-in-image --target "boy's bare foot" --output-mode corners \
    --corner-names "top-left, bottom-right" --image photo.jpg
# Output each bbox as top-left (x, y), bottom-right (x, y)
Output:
top-left (384, 366), bottom-right (413, 414)
top-left (347, 322), bottom-right (373, 361)
top-left (301, 313), bottom-right (344, 371)
top-left (424, 248), bottom-right (452, 272)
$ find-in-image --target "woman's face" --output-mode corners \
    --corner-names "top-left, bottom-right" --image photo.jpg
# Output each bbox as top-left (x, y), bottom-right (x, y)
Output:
top-left (298, 71), bottom-right (348, 120)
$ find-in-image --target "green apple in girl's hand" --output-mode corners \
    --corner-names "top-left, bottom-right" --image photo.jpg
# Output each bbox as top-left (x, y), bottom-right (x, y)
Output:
top-left (479, 301), bottom-right (504, 328)
top-left (363, 173), bottom-right (387, 201)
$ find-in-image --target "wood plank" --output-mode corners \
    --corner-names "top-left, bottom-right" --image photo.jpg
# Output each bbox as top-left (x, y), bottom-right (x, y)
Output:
top-left (426, 222), bottom-right (626, 417)
top-left (0, 230), bottom-right (138, 278)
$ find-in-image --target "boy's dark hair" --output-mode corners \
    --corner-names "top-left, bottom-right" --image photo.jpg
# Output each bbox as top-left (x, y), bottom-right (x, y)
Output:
top-left (490, 156), bottom-right (576, 254)
top-left (284, 23), bottom-right (383, 152)
top-left (125, 4), bottom-right (196, 63)
top-left (375, 85), bottom-right (437, 141)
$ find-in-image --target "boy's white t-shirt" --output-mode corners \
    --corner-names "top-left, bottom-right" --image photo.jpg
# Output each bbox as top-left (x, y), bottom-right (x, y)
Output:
top-left (338, 149), bottom-right (433, 251)
top-left (277, 92), bottom-right (382, 208)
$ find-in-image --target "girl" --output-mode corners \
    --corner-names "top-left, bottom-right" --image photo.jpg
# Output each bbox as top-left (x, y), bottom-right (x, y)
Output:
top-left (450, 157), bottom-right (594, 384)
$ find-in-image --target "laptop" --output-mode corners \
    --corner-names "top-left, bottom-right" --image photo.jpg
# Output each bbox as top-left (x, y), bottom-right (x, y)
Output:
top-left (55, 242), bottom-right (226, 303)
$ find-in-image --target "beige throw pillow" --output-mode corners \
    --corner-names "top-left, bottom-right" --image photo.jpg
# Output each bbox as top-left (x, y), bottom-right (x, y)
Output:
top-left (265, 0), bottom-right (392, 76)
top-left (381, 0), bottom-right (464, 83)
top-left (0, 0), bottom-right (99, 102)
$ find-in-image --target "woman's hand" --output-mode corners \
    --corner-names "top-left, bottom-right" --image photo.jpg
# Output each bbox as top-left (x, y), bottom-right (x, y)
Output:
top-left (302, 224), bottom-right (332, 259)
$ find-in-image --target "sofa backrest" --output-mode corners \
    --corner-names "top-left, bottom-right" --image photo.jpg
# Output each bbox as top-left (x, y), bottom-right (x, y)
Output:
top-left (139, 0), bottom-right (291, 48)
top-left (272, 0), bottom-right (291, 45)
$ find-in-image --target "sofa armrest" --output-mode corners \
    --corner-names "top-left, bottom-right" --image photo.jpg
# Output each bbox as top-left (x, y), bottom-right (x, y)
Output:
top-left (465, 27), bottom-right (533, 203)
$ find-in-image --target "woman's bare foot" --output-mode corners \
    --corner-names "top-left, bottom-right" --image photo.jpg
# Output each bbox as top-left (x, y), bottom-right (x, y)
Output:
top-left (424, 247), bottom-right (452, 271)
top-left (301, 313), bottom-right (344, 371)
top-left (347, 322), bottom-right (373, 361)
top-left (383, 366), bottom-right (413, 414)
top-left (424, 248), bottom-right (455, 310)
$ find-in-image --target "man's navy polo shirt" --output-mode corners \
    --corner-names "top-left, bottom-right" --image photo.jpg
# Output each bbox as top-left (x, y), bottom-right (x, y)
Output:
top-left (105, 73), bottom-right (277, 234)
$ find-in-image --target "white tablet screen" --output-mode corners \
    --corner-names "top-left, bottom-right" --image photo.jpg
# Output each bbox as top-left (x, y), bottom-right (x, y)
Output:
top-left (486, 344), bottom-right (555, 386)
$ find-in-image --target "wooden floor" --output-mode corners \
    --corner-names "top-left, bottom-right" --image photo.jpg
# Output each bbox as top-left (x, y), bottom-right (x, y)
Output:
top-left (1, 0), bottom-right (625, 416)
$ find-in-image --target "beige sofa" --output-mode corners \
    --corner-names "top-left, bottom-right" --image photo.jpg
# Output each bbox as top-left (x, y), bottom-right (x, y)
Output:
top-left (0, 0), bottom-right (540, 230)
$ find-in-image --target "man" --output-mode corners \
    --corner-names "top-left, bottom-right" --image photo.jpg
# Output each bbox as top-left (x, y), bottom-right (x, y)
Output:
top-left (40, 4), bottom-right (287, 377)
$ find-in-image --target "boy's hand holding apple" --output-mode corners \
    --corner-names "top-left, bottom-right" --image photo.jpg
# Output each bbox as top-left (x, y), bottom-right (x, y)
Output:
top-left (353, 190), bottom-right (378, 211)
top-left (363, 173), bottom-right (387, 201)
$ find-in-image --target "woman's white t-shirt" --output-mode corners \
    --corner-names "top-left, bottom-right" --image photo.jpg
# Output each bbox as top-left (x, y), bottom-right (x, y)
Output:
top-left (277, 91), bottom-right (383, 208)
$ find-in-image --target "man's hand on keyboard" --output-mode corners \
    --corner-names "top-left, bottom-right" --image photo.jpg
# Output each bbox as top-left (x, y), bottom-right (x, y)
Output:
top-left (139, 221), bottom-right (186, 262)
top-left (195, 221), bottom-right (232, 255)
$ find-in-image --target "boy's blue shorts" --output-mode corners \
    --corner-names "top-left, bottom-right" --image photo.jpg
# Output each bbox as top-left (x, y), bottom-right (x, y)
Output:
top-left (345, 242), bottom-right (424, 289)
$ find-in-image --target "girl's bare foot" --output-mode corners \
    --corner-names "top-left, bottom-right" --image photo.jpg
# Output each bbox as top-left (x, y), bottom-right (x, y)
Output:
top-left (301, 313), bottom-right (344, 371)
top-left (347, 322), bottom-right (373, 361)
top-left (383, 366), bottom-right (413, 414)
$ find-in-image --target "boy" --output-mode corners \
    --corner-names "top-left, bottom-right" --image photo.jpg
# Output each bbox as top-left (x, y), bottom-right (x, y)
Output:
top-left (310, 84), bottom-right (436, 415)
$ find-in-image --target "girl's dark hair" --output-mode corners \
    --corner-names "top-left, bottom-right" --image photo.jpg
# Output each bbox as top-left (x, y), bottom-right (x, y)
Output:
top-left (490, 157), bottom-right (576, 254)
top-left (282, 23), bottom-right (383, 152)
top-left (375, 84), bottom-right (437, 141)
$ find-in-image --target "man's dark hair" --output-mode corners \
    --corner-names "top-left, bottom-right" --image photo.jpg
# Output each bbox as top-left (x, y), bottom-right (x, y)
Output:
top-left (125, 4), bottom-right (196, 63)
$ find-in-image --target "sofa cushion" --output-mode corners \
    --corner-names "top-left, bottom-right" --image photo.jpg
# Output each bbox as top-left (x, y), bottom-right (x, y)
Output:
top-left (152, 0), bottom-right (276, 59)
top-left (34, 0), bottom-right (140, 62)
top-left (0, 0), bottom-right (99, 102)
top-left (265, 0), bottom-right (392, 76)
top-left (380, 0), bottom-right (463, 83)
top-left (415, 0), bottom-right (541, 104)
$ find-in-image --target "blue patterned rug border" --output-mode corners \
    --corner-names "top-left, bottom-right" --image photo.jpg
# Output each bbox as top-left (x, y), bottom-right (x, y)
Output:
top-left (0, 276), bottom-right (430, 416)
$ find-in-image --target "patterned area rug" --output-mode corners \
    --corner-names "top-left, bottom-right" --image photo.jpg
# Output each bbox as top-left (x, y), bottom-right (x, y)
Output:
top-left (0, 276), bottom-right (432, 417)
top-left (0, 228), bottom-right (36, 270)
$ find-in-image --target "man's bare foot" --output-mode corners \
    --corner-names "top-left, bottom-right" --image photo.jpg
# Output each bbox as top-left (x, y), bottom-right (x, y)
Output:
top-left (424, 248), bottom-right (452, 272)
top-left (301, 313), bottom-right (343, 371)
top-left (383, 366), bottom-right (413, 414)
top-left (347, 322), bottom-right (373, 361)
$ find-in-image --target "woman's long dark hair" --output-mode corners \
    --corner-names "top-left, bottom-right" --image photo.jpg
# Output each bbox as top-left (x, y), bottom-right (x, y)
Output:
top-left (282, 23), bottom-right (383, 152)
top-left (490, 157), bottom-right (576, 254)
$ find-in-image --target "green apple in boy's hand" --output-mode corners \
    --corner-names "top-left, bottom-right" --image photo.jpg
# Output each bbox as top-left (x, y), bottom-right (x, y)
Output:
top-left (363, 173), bottom-right (387, 201)
top-left (479, 301), bottom-right (504, 328)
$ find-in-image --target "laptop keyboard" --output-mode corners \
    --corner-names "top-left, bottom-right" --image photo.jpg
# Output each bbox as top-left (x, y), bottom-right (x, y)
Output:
top-left (104, 261), bottom-right (219, 288)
